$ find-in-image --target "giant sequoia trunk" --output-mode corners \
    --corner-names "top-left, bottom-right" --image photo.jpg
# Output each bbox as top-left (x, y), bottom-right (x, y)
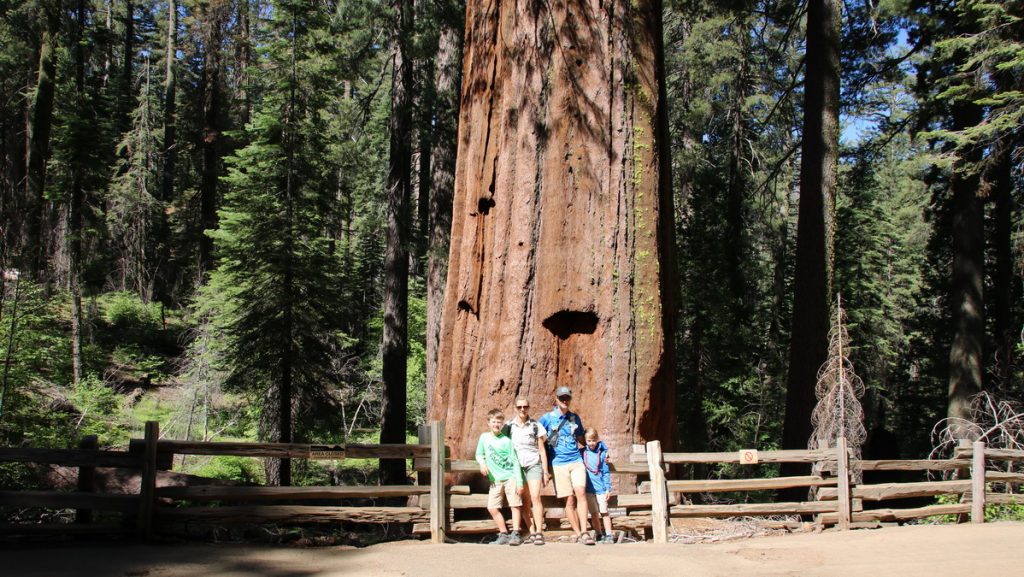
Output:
top-left (425, 3), bottom-right (462, 416)
top-left (431, 0), bottom-right (677, 467)
top-left (782, 0), bottom-right (839, 461)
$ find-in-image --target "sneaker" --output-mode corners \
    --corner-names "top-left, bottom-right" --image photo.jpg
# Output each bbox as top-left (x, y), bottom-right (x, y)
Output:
top-left (533, 533), bottom-right (545, 546)
top-left (509, 531), bottom-right (522, 546)
top-left (600, 533), bottom-right (616, 544)
top-left (490, 532), bottom-right (510, 545)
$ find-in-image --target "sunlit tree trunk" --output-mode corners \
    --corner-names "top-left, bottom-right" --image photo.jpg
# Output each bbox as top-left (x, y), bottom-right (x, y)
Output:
top-left (431, 0), bottom-right (677, 470)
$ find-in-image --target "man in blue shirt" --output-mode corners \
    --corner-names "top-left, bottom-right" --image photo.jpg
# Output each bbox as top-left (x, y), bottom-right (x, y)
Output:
top-left (538, 386), bottom-right (594, 545)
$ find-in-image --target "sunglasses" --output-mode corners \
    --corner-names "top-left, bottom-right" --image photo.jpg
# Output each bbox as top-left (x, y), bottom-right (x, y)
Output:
top-left (557, 396), bottom-right (571, 402)
top-left (516, 405), bottom-right (529, 410)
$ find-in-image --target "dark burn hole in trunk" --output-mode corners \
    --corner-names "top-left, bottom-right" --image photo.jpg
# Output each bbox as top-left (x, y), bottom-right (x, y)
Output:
top-left (478, 197), bottom-right (495, 215)
top-left (457, 300), bottom-right (476, 315)
top-left (542, 311), bottom-right (599, 340)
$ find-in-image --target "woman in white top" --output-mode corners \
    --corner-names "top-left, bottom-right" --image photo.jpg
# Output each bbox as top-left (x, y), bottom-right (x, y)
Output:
top-left (504, 396), bottom-right (551, 545)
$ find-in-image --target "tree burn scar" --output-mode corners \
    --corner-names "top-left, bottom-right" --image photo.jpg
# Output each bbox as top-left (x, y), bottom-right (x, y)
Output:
top-left (478, 197), bottom-right (495, 215)
top-left (457, 299), bottom-right (477, 315)
top-left (542, 310), bottom-right (599, 340)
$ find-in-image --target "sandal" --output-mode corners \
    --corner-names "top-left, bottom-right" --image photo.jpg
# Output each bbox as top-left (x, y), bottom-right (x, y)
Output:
top-left (579, 533), bottom-right (596, 546)
top-left (533, 533), bottom-right (545, 546)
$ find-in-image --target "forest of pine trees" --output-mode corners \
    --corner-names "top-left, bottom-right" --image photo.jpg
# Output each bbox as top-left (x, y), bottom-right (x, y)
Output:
top-left (0, 0), bottom-right (1021, 489)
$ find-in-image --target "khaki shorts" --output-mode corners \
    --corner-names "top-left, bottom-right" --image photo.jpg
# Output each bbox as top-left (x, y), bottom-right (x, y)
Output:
top-left (487, 478), bottom-right (523, 509)
top-left (552, 461), bottom-right (587, 498)
top-left (587, 492), bottom-right (610, 514)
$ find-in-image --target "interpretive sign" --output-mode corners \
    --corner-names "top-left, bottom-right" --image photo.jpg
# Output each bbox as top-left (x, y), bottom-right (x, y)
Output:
top-left (309, 445), bottom-right (346, 460)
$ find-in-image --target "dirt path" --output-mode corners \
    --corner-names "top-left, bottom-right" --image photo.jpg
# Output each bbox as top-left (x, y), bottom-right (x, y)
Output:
top-left (6, 522), bottom-right (1023, 577)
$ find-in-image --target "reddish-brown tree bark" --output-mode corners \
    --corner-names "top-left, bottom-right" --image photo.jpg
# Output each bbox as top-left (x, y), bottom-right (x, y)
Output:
top-left (431, 0), bottom-right (676, 468)
top-left (425, 6), bottom-right (462, 416)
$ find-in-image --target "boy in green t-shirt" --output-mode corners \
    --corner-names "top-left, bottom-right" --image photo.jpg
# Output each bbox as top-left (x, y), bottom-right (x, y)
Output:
top-left (475, 408), bottom-right (525, 545)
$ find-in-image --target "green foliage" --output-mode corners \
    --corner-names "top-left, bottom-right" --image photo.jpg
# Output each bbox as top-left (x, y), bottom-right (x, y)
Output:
top-left (917, 0), bottom-right (1024, 175)
top-left (0, 278), bottom-right (74, 447)
top-left (97, 291), bottom-right (163, 332)
top-left (668, 0), bottom-right (799, 453)
top-left (406, 281), bottom-right (427, 430)
top-left (191, 456), bottom-right (264, 485)
top-left (835, 132), bottom-right (934, 453)
top-left (68, 375), bottom-right (130, 446)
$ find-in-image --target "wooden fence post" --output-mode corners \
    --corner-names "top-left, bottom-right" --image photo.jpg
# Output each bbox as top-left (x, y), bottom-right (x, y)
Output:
top-left (646, 440), bottom-right (669, 543)
top-left (138, 421), bottom-right (158, 541)
top-left (971, 440), bottom-right (986, 523)
top-left (429, 420), bottom-right (448, 543)
top-left (417, 425), bottom-right (430, 487)
top-left (835, 437), bottom-right (851, 530)
top-left (75, 435), bottom-right (98, 524)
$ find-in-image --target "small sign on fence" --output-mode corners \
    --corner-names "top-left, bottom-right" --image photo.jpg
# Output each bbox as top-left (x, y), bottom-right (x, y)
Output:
top-left (738, 449), bottom-right (759, 465)
top-left (309, 445), bottom-right (346, 459)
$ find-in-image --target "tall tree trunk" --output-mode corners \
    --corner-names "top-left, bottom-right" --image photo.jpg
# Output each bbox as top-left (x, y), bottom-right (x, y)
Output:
top-left (161, 0), bottom-right (177, 204)
top-left (69, 0), bottom-right (88, 386)
top-left (782, 0), bottom-right (840, 458)
top-left (379, 0), bottom-right (414, 486)
top-left (414, 60), bottom-right (433, 277)
top-left (26, 2), bottom-right (60, 280)
top-left (198, 24), bottom-right (222, 280)
top-left (430, 0), bottom-right (677, 476)
top-left (726, 20), bottom-right (748, 310)
top-left (425, 1), bottom-right (462, 416)
top-left (990, 142), bottom-right (1014, 386)
top-left (155, 0), bottom-right (177, 307)
top-left (946, 102), bottom-right (985, 432)
top-left (276, 10), bottom-right (299, 489)
top-left (236, 0), bottom-right (252, 128)
top-left (122, 0), bottom-right (134, 120)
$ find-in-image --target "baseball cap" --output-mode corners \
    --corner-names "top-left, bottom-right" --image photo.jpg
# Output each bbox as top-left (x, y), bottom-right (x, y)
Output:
top-left (555, 386), bottom-right (572, 398)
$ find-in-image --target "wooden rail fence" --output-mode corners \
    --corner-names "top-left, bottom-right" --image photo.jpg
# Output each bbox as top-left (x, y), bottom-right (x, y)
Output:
top-left (2, 422), bottom-right (1021, 543)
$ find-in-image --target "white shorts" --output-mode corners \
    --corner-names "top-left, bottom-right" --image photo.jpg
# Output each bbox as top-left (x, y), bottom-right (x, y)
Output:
top-left (586, 492), bottom-right (609, 514)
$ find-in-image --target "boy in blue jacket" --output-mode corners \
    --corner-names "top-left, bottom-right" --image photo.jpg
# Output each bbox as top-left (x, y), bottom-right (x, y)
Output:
top-left (582, 428), bottom-right (614, 543)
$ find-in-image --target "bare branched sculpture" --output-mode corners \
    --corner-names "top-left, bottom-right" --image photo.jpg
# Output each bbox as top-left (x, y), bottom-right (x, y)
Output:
top-left (810, 294), bottom-right (867, 481)
top-left (930, 392), bottom-right (1024, 463)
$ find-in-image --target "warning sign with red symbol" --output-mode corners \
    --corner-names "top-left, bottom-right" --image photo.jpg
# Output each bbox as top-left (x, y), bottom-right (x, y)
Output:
top-left (738, 449), bottom-right (758, 465)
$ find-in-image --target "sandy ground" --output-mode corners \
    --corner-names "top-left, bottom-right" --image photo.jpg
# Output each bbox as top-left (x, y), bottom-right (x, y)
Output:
top-left (5, 522), bottom-right (1024, 577)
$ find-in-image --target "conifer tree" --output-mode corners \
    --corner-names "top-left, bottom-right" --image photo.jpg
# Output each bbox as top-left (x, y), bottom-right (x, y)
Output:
top-left (108, 58), bottom-right (162, 299)
top-left (212, 0), bottom-right (346, 486)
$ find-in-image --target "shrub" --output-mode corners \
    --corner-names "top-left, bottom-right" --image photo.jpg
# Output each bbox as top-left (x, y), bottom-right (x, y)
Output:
top-left (99, 291), bottom-right (161, 331)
